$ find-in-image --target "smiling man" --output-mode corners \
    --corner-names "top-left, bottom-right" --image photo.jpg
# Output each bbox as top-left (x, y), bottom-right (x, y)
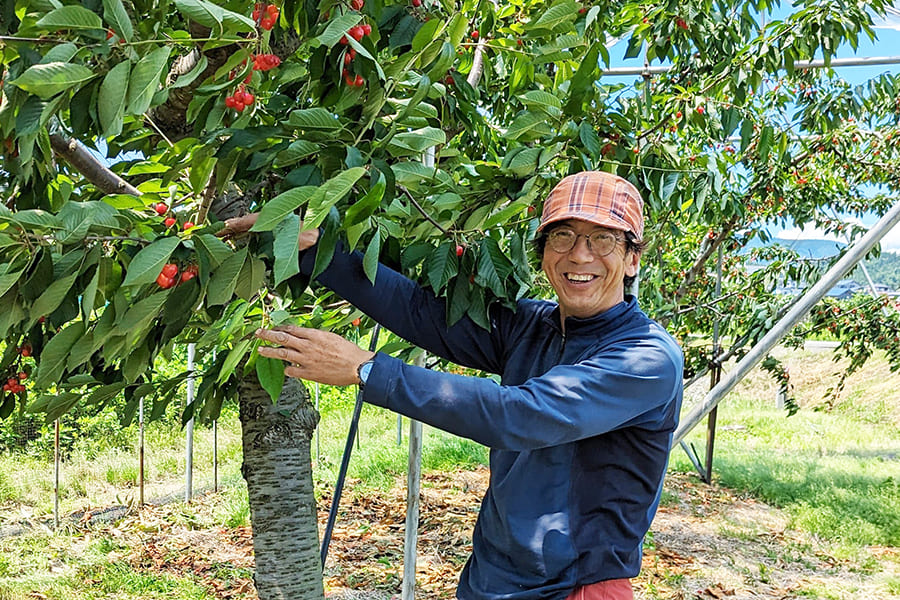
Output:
top-left (252, 170), bottom-right (684, 600)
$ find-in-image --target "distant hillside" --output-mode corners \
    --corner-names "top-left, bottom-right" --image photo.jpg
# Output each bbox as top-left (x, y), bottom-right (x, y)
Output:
top-left (746, 237), bottom-right (900, 290)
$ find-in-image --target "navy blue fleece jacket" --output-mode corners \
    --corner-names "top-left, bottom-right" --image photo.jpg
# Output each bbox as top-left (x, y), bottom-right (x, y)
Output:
top-left (302, 245), bottom-right (683, 600)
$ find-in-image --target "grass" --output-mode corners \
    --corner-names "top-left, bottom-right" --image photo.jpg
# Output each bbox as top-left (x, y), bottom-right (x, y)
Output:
top-left (674, 346), bottom-right (900, 550)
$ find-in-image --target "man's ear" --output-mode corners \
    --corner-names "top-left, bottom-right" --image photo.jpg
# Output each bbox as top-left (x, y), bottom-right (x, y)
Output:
top-left (624, 251), bottom-right (640, 277)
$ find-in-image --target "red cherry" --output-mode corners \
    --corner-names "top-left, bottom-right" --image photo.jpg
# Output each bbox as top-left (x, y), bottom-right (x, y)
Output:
top-left (339, 35), bottom-right (349, 45)
top-left (578, 7), bottom-right (586, 14)
top-left (351, 0), bottom-right (364, 9)
top-left (154, 202), bottom-right (168, 215)
top-left (252, 8), bottom-right (261, 20)
top-left (242, 91), bottom-right (254, 105)
top-left (234, 101), bottom-right (245, 112)
top-left (361, 23), bottom-right (372, 35)
top-left (471, 30), bottom-right (479, 39)
top-left (516, 38), bottom-right (523, 46)
top-left (412, 0), bottom-right (422, 6)
top-left (106, 29), bottom-right (115, 40)
top-left (456, 245), bottom-right (464, 257)
top-left (349, 25), bottom-right (364, 40)
top-left (156, 273), bottom-right (175, 289)
top-left (260, 16), bottom-right (275, 30)
top-left (266, 3), bottom-right (279, 16)
top-left (352, 318), bottom-right (361, 327)
top-left (345, 74), bottom-right (357, 87)
top-left (164, 216), bottom-right (177, 227)
top-left (354, 74), bottom-right (364, 87)
top-left (675, 110), bottom-right (682, 119)
top-left (19, 346), bottom-right (31, 358)
top-left (183, 221), bottom-right (195, 230)
top-left (1, 384), bottom-right (8, 392)
top-left (18, 372), bottom-right (27, 380)
top-left (225, 95), bottom-right (236, 108)
top-left (344, 53), bottom-right (353, 65)
top-left (180, 270), bottom-right (196, 283)
top-left (161, 263), bottom-right (179, 278)
top-left (696, 106), bottom-right (705, 114)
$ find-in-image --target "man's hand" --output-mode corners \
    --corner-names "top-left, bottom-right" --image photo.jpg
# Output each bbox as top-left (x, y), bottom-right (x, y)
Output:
top-left (217, 213), bottom-right (320, 252)
top-left (256, 326), bottom-right (375, 386)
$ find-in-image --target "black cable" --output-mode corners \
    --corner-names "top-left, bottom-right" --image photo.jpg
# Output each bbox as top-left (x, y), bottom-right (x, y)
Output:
top-left (320, 323), bottom-right (381, 568)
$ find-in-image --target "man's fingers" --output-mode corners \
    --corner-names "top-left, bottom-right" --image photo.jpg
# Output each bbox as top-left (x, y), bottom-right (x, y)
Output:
top-left (215, 213), bottom-right (259, 238)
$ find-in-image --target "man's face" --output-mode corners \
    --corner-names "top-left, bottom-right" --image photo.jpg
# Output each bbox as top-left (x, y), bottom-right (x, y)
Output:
top-left (540, 219), bottom-right (640, 321)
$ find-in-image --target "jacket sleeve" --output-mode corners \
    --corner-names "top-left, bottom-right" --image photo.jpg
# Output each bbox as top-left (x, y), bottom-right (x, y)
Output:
top-left (301, 241), bottom-right (515, 375)
top-left (361, 334), bottom-right (684, 450)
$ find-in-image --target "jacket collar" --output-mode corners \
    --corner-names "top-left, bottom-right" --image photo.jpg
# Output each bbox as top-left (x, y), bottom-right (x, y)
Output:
top-left (542, 295), bottom-right (637, 335)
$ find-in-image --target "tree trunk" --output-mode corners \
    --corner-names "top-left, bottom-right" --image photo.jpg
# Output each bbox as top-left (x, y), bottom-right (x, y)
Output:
top-left (239, 375), bottom-right (324, 600)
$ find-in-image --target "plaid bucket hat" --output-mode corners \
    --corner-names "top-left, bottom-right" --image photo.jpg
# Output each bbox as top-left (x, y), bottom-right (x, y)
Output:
top-left (537, 171), bottom-right (644, 240)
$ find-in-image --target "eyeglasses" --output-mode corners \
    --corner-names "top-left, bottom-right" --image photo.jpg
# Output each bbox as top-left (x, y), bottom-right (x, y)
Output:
top-left (545, 228), bottom-right (623, 257)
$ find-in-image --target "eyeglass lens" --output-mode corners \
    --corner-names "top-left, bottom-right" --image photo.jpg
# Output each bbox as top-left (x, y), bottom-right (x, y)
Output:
top-left (548, 230), bottom-right (619, 256)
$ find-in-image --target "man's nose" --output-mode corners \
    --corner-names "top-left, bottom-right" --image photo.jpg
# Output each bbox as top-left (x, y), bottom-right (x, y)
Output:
top-left (568, 235), bottom-right (594, 262)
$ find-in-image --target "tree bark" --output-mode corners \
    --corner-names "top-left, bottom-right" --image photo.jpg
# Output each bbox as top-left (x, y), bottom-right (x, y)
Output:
top-left (239, 375), bottom-right (324, 600)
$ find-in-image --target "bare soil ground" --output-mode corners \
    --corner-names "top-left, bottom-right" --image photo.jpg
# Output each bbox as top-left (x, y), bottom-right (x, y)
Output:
top-left (92, 465), bottom-right (896, 600)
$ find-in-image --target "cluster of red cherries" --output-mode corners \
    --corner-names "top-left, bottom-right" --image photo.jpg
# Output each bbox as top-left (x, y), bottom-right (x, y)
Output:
top-left (252, 3), bottom-right (280, 30)
top-left (153, 202), bottom-right (194, 231)
top-left (339, 0), bottom-right (373, 87)
top-left (156, 263), bottom-right (199, 290)
top-left (3, 345), bottom-right (32, 394)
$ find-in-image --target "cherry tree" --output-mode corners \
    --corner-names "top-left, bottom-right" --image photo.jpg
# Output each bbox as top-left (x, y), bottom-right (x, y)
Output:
top-left (1, 0), bottom-right (898, 597)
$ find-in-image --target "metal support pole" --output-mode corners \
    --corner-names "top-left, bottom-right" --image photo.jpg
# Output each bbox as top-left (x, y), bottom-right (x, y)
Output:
top-left (53, 419), bottom-right (60, 529)
top-left (213, 419), bottom-right (218, 493)
top-left (402, 354), bottom-right (426, 600)
top-left (185, 343), bottom-right (195, 502)
top-left (138, 397), bottom-right (144, 506)
top-left (315, 382), bottom-right (320, 463)
top-left (673, 199), bottom-right (900, 446)
top-left (321, 325), bottom-right (382, 567)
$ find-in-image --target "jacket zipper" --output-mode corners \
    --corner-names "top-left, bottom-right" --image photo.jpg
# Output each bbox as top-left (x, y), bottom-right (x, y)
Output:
top-left (556, 332), bottom-right (567, 364)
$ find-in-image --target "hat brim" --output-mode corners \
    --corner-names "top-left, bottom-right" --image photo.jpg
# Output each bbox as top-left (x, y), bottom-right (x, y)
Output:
top-left (536, 213), bottom-right (634, 235)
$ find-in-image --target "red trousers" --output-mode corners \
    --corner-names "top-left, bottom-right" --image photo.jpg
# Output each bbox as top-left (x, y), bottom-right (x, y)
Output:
top-left (565, 578), bottom-right (633, 600)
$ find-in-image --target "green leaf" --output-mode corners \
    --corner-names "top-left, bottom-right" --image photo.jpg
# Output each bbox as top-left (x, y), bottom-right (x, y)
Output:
top-left (16, 96), bottom-right (45, 136)
top-left (447, 271), bottom-right (471, 327)
top-left (173, 0), bottom-right (223, 32)
top-left (412, 18), bottom-right (441, 52)
top-left (251, 186), bottom-right (317, 232)
top-left (0, 269), bottom-right (24, 298)
top-left (34, 322), bottom-right (85, 389)
top-left (86, 382), bottom-right (128, 406)
top-left (529, 0), bottom-right (579, 31)
top-left (102, 0), bottom-right (134, 41)
top-left (255, 355), bottom-right (285, 403)
top-left (193, 234), bottom-right (233, 269)
top-left (218, 338), bottom-right (253, 384)
top-left (206, 247), bottom-right (247, 306)
top-left (500, 146), bottom-right (541, 176)
top-left (387, 127), bottom-right (446, 156)
top-left (345, 173), bottom-right (386, 227)
top-left (122, 237), bottom-right (181, 287)
top-left (505, 112), bottom-right (549, 141)
top-left (303, 167), bottom-right (367, 231)
top-left (11, 62), bottom-right (96, 99)
top-left (99, 60), bottom-right (131, 138)
top-left (363, 233), bottom-right (380, 285)
top-left (36, 5), bottom-right (103, 30)
top-left (579, 122), bottom-right (602, 157)
top-left (286, 108), bottom-right (343, 131)
top-left (41, 43), bottom-right (78, 64)
top-left (81, 267), bottom-right (100, 320)
top-left (314, 13), bottom-right (361, 47)
top-left (127, 46), bottom-right (171, 116)
top-left (30, 391), bottom-right (80, 422)
top-left (234, 255), bottom-right (265, 301)
top-left (10, 209), bottom-right (61, 230)
top-left (475, 238), bottom-right (511, 298)
top-left (273, 213), bottom-right (301, 286)
top-left (171, 55), bottom-right (208, 89)
top-left (29, 273), bottom-right (78, 326)
top-left (426, 242), bottom-right (458, 293)
top-left (114, 292), bottom-right (168, 336)
top-left (274, 140), bottom-right (320, 168)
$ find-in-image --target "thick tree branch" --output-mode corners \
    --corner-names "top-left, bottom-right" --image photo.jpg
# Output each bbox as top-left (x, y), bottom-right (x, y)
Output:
top-left (49, 134), bottom-right (142, 197)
